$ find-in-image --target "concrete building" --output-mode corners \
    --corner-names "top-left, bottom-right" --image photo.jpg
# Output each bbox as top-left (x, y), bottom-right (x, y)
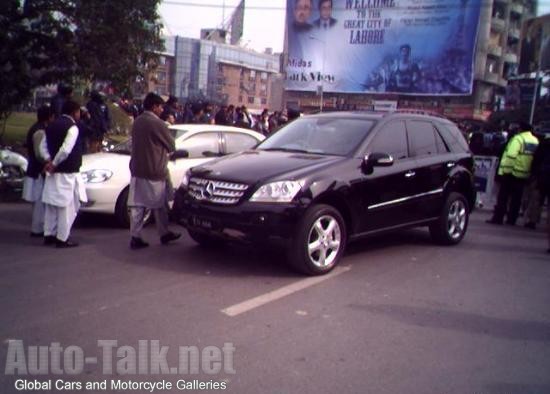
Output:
top-left (170, 36), bottom-right (282, 111)
top-left (284, 0), bottom-right (537, 122)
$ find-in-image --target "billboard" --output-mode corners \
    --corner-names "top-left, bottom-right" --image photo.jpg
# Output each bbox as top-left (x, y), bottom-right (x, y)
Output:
top-left (285, 0), bottom-right (482, 95)
top-left (518, 14), bottom-right (550, 75)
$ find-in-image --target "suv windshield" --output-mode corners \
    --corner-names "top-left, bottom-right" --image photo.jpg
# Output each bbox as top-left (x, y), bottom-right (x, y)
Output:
top-left (257, 117), bottom-right (374, 156)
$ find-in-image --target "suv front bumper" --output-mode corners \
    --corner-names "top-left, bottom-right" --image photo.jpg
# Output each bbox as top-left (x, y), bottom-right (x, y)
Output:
top-left (173, 188), bottom-right (307, 243)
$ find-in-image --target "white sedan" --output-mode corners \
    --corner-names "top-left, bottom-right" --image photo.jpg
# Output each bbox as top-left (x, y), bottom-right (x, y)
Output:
top-left (80, 124), bottom-right (265, 226)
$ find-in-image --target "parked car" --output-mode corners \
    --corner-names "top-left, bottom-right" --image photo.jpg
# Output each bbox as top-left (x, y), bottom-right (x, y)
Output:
top-left (80, 124), bottom-right (264, 226)
top-left (173, 111), bottom-right (476, 275)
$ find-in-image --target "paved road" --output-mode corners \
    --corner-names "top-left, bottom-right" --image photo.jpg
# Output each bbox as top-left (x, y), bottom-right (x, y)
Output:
top-left (0, 200), bottom-right (549, 394)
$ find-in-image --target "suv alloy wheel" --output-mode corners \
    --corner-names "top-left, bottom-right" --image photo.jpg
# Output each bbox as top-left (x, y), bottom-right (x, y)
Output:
top-left (429, 192), bottom-right (469, 245)
top-left (288, 204), bottom-right (347, 275)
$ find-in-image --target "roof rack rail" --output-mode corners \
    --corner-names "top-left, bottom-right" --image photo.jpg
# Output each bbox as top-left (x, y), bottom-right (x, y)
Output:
top-left (385, 109), bottom-right (449, 120)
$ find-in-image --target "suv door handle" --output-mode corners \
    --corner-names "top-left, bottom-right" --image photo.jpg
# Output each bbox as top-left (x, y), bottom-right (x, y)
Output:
top-left (404, 170), bottom-right (416, 178)
top-left (446, 162), bottom-right (455, 168)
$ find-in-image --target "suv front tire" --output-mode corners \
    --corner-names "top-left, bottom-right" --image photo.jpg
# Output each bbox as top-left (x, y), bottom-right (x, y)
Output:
top-left (288, 204), bottom-right (347, 275)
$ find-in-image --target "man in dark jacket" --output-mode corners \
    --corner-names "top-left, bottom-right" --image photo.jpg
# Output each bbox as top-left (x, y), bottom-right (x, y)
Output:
top-left (128, 93), bottom-right (180, 249)
top-left (86, 90), bottom-right (111, 152)
top-left (22, 105), bottom-right (54, 237)
top-left (40, 100), bottom-right (86, 248)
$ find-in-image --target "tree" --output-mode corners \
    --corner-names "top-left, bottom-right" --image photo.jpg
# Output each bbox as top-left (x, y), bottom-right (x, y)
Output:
top-left (0, 0), bottom-right (163, 126)
top-left (0, 0), bottom-right (76, 129)
top-left (73, 0), bottom-right (163, 93)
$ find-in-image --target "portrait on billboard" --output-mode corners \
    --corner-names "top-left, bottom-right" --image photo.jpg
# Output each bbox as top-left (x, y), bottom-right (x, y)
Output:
top-left (285, 0), bottom-right (482, 96)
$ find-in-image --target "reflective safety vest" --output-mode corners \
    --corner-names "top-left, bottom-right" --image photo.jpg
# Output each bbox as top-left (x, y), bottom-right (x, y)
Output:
top-left (498, 131), bottom-right (539, 179)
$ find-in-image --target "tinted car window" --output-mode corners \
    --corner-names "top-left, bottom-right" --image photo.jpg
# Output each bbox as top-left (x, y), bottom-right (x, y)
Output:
top-left (224, 132), bottom-right (258, 154)
top-left (407, 120), bottom-right (438, 157)
top-left (437, 122), bottom-right (470, 153)
top-left (258, 117), bottom-right (374, 156)
top-left (181, 132), bottom-right (220, 158)
top-left (368, 121), bottom-right (408, 160)
top-left (435, 128), bottom-right (450, 153)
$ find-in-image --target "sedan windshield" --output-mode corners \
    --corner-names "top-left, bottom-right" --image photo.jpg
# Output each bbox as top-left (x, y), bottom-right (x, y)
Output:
top-left (257, 117), bottom-right (374, 156)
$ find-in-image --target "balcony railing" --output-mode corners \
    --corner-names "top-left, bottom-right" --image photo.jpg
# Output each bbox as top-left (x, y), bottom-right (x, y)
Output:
top-left (510, 3), bottom-right (523, 15)
top-left (488, 46), bottom-right (503, 57)
top-left (491, 17), bottom-right (506, 32)
top-left (484, 71), bottom-right (500, 84)
top-left (503, 52), bottom-right (518, 63)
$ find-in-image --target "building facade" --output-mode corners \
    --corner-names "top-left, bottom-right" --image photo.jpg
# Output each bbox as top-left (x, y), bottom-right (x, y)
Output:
top-left (171, 36), bottom-right (282, 111)
top-left (284, 0), bottom-right (537, 122)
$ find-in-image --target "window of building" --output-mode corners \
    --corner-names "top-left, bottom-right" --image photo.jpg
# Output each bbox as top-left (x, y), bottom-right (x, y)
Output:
top-left (238, 95), bottom-right (243, 103)
top-left (260, 72), bottom-right (268, 80)
top-left (249, 70), bottom-right (256, 81)
top-left (248, 96), bottom-right (255, 104)
top-left (261, 98), bottom-right (267, 105)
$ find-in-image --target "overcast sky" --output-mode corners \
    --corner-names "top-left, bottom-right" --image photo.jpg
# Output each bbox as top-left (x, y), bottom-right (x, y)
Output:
top-left (159, 0), bottom-right (286, 53)
top-left (158, 1), bottom-right (550, 54)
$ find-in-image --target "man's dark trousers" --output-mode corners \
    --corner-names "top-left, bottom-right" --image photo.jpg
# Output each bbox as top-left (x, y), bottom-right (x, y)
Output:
top-left (492, 174), bottom-right (527, 224)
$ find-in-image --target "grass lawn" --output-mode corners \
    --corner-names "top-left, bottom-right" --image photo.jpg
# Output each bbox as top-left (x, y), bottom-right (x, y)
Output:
top-left (0, 112), bottom-right (35, 147)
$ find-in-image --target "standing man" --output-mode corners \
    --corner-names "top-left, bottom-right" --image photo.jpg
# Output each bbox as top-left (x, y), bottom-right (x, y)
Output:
top-left (86, 90), bottom-right (111, 153)
top-left (487, 122), bottom-right (539, 226)
top-left (22, 105), bottom-right (54, 237)
top-left (128, 92), bottom-right (180, 250)
top-left (40, 100), bottom-right (87, 248)
top-left (50, 84), bottom-right (73, 118)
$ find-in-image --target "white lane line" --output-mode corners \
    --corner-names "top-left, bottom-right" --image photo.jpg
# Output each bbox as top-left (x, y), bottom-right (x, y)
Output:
top-left (221, 266), bottom-right (351, 317)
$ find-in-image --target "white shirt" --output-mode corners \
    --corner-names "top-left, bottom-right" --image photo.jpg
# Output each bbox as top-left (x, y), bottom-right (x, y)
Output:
top-left (40, 116), bottom-right (87, 206)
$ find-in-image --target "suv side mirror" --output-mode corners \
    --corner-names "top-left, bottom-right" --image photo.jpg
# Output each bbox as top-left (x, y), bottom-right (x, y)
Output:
top-left (362, 152), bottom-right (394, 174)
top-left (170, 149), bottom-right (189, 160)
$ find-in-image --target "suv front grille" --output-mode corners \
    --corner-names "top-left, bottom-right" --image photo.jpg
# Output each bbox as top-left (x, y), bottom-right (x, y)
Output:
top-left (188, 177), bottom-right (248, 205)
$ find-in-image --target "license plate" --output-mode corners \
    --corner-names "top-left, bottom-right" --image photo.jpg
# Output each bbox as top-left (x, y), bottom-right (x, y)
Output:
top-left (191, 216), bottom-right (214, 229)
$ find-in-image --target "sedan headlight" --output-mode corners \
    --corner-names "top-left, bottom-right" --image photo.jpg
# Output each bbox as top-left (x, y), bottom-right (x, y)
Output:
top-left (81, 169), bottom-right (113, 183)
top-left (250, 180), bottom-right (304, 203)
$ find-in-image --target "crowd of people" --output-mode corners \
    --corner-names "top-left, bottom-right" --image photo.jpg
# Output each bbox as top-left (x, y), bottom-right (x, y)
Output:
top-left (119, 95), bottom-right (298, 137)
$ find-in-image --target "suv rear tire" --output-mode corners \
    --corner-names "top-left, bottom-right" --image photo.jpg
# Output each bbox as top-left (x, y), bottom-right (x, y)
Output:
top-left (429, 192), bottom-right (469, 245)
top-left (288, 204), bottom-right (347, 275)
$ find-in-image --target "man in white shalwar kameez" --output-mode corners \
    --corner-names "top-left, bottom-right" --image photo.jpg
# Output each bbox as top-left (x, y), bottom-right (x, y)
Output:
top-left (22, 105), bottom-right (54, 237)
top-left (128, 92), bottom-right (180, 249)
top-left (40, 100), bottom-right (87, 248)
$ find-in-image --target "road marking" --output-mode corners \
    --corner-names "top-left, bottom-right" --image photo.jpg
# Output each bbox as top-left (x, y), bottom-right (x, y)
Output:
top-left (221, 266), bottom-right (351, 317)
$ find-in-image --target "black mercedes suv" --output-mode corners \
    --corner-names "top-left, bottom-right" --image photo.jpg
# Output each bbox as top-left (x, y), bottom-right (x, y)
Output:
top-left (173, 111), bottom-right (476, 275)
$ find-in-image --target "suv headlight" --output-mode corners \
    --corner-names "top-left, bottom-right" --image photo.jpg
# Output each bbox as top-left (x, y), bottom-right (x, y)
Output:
top-left (180, 170), bottom-right (191, 189)
top-left (81, 169), bottom-right (113, 183)
top-left (250, 180), bottom-right (303, 203)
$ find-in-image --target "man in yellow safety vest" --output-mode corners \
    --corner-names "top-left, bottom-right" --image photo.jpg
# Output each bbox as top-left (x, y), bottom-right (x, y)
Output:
top-left (487, 121), bottom-right (539, 225)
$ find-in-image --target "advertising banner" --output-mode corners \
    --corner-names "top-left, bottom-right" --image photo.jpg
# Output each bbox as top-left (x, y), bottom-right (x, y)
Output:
top-left (285, 0), bottom-right (482, 95)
